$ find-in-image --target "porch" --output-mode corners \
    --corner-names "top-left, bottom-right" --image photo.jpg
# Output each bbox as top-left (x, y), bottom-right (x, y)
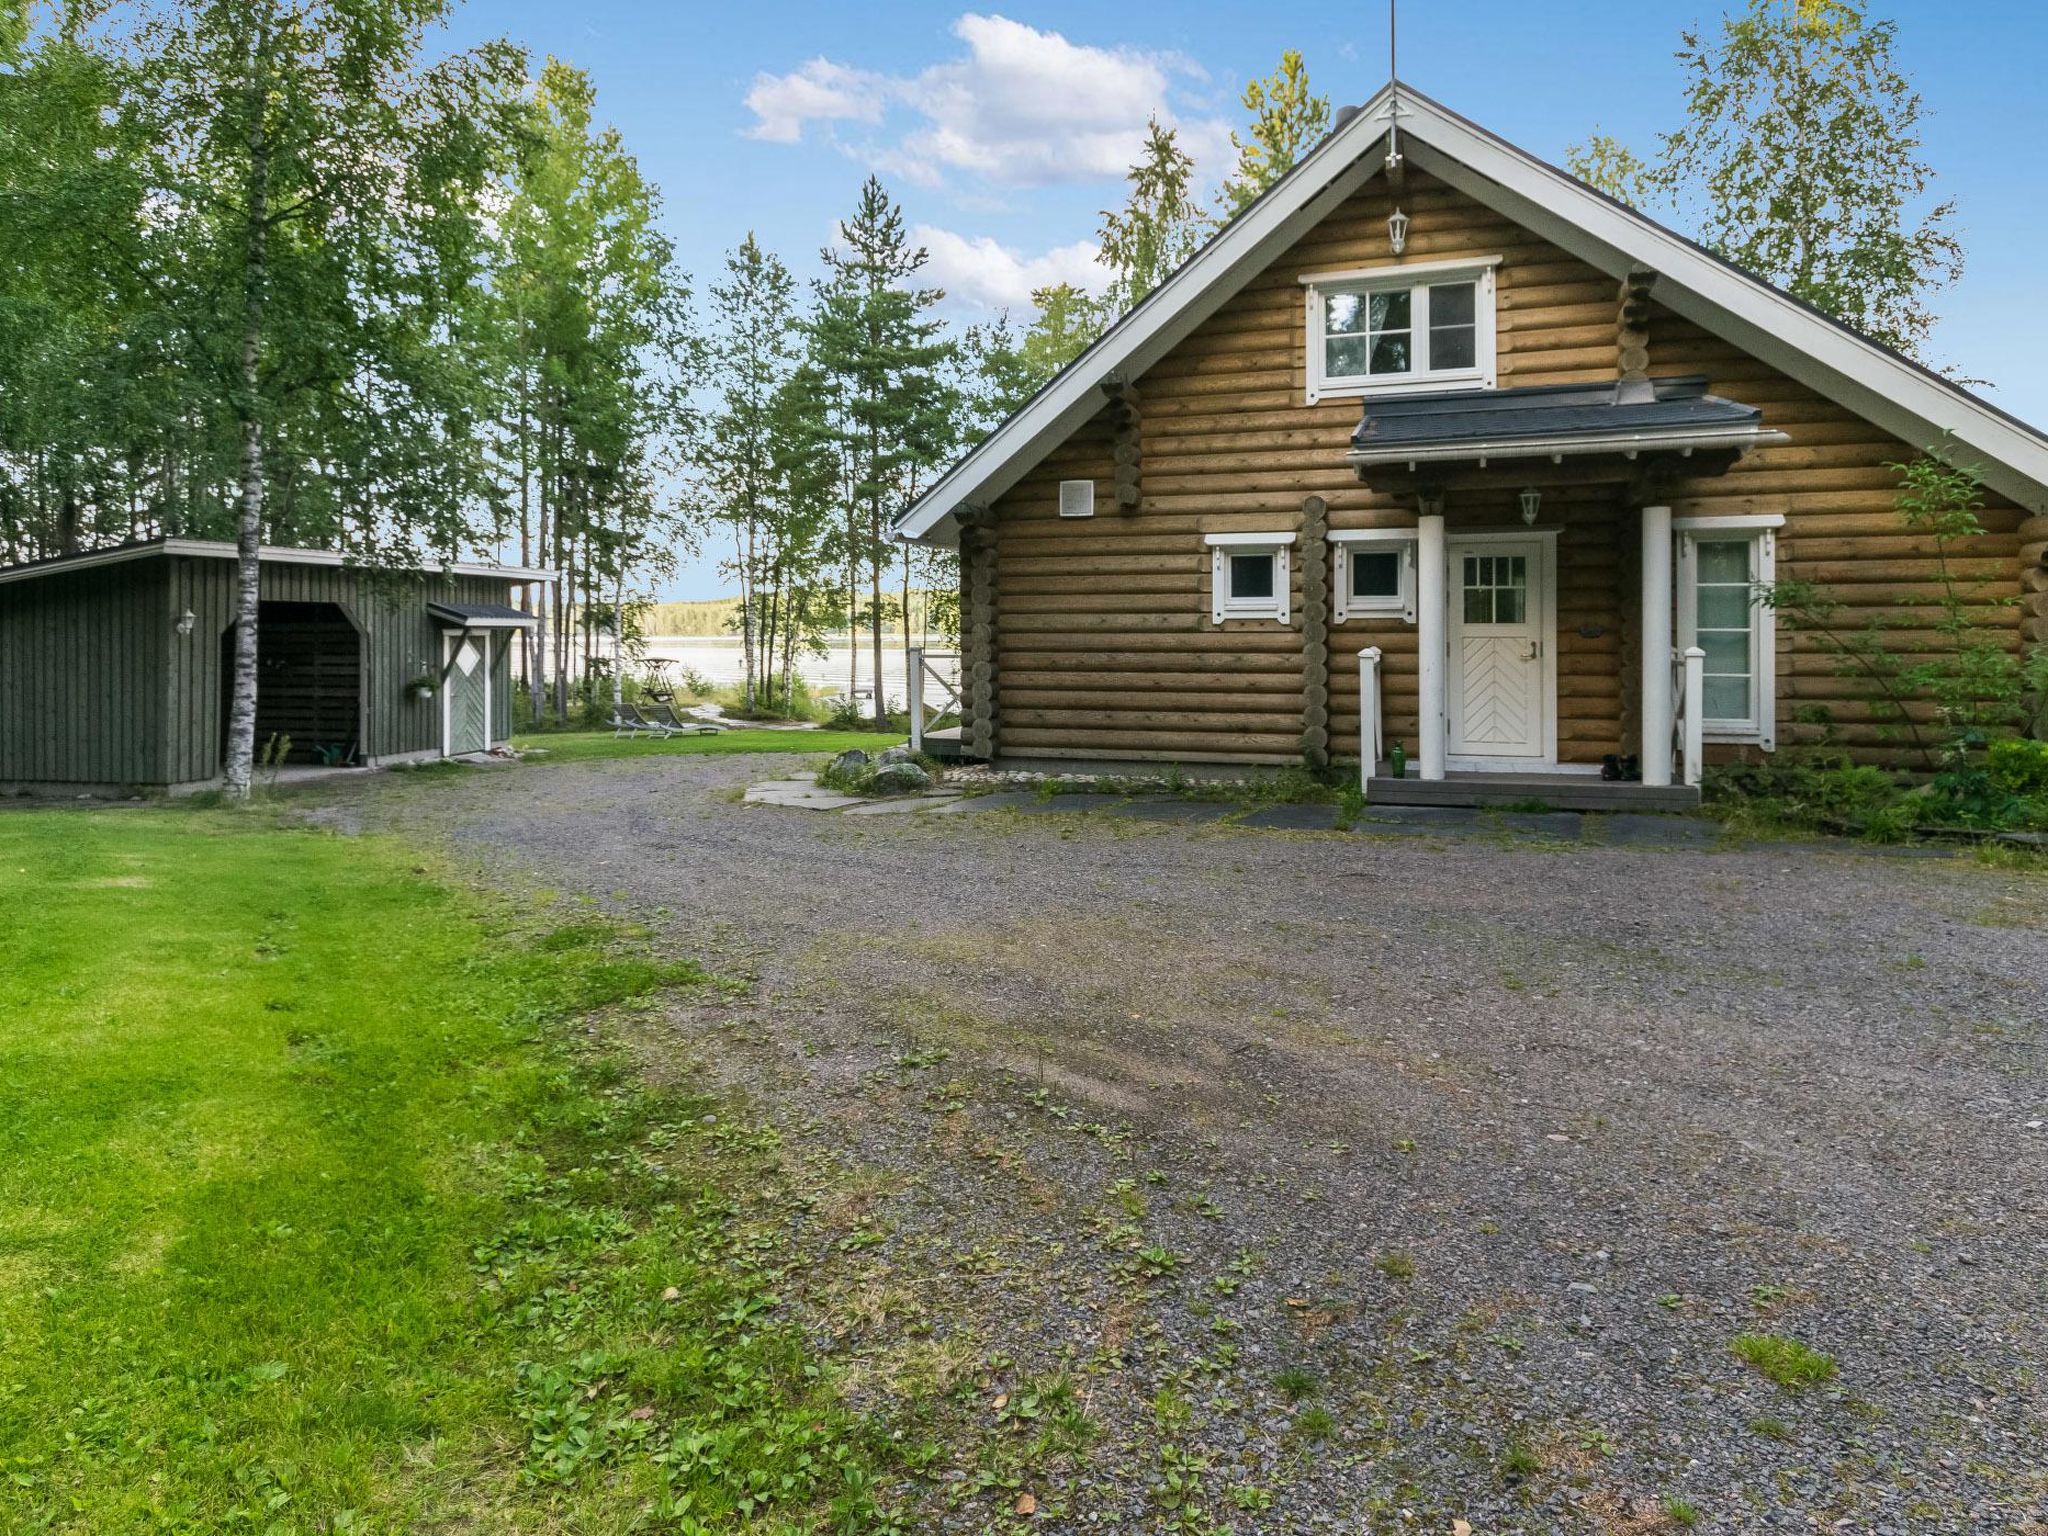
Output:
top-left (1347, 376), bottom-right (1785, 810)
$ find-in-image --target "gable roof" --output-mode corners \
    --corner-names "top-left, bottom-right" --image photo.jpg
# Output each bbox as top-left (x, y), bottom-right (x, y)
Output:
top-left (897, 82), bottom-right (2048, 545)
top-left (0, 538), bottom-right (550, 587)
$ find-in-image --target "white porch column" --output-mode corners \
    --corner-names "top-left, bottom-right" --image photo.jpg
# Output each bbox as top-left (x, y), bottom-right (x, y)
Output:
top-left (1416, 512), bottom-right (1448, 781)
top-left (908, 646), bottom-right (926, 753)
top-left (1357, 645), bottom-right (1383, 793)
top-left (1640, 503), bottom-right (1675, 787)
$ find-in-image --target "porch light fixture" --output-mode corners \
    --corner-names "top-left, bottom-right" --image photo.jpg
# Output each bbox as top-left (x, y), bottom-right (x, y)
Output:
top-left (1387, 206), bottom-right (1410, 257)
top-left (1518, 487), bottom-right (1542, 526)
top-left (174, 608), bottom-right (196, 637)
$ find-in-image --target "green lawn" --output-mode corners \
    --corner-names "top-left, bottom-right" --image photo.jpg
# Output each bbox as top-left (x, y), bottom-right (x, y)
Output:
top-left (510, 727), bottom-right (903, 765)
top-left (0, 808), bottom-right (888, 1531)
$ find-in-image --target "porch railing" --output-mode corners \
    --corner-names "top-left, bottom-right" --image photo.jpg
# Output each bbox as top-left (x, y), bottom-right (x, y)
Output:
top-left (1357, 646), bottom-right (1384, 795)
top-left (1672, 645), bottom-right (1706, 788)
top-left (907, 647), bottom-right (962, 754)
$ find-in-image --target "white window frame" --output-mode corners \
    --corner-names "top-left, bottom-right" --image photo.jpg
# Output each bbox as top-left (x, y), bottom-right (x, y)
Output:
top-left (1675, 514), bottom-right (1781, 750)
top-left (1204, 531), bottom-right (1294, 625)
top-left (1328, 529), bottom-right (1418, 624)
top-left (1299, 256), bottom-right (1500, 404)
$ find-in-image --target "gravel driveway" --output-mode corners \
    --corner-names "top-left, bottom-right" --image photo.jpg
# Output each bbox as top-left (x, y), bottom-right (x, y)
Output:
top-left (347, 752), bottom-right (2047, 1534)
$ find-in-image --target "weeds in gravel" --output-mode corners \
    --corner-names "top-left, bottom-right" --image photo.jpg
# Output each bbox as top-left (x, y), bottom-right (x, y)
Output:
top-left (1733, 1332), bottom-right (1839, 1389)
top-left (1289, 1405), bottom-right (1337, 1444)
top-left (1273, 1366), bottom-right (1320, 1402)
top-left (1375, 1250), bottom-right (1417, 1280)
top-left (1663, 1494), bottom-right (1703, 1527)
top-left (1500, 1440), bottom-right (1543, 1481)
top-left (1747, 1414), bottom-right (1795, 1440)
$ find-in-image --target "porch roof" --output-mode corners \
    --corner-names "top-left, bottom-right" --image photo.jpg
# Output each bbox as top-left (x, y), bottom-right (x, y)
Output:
top-left (1348, 376), bottom-right (1780, 473)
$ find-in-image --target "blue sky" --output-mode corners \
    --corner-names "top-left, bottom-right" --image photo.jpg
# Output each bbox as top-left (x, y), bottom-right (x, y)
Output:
top-left (440, 2), bottom-right (2048, 599)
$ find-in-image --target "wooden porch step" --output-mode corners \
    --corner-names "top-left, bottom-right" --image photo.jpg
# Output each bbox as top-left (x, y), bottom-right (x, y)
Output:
top-left (1366, 773), bottom-right (1701, 812)
top-left (920, 726), bottom-right (967, 760)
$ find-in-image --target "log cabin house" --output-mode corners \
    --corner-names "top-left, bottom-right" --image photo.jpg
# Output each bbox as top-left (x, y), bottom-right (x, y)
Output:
top-left (896, 85), bottom-right (2048, 809)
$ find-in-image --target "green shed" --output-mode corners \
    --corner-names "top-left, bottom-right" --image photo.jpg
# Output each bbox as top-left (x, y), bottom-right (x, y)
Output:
top-left (0, 539), bottom-right (545, 794)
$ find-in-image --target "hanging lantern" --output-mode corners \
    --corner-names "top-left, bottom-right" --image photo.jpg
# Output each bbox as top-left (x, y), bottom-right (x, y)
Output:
top-left (1387, 206), bottom-right (1409, 257)
top-left (1519, 487), bottom-right (1542, 525)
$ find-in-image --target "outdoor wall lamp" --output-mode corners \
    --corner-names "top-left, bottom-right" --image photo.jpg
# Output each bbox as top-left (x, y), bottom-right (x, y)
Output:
top-left (175, 608), bottom-right (196, 637)
top-left (1519, 487), bottom-right (1542, 525)
top-left (1387, 206), bottom-right (1410, 257)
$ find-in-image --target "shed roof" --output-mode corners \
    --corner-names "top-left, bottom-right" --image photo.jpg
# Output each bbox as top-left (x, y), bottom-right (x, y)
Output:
top-left (427, 601), bottom-right (538, 629)
top-left (0, 538), bottom-right (550, 587)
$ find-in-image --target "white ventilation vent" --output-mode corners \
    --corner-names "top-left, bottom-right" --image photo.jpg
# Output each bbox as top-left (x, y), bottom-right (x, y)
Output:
top-left (1058, 479), bottom-right (1095, 518)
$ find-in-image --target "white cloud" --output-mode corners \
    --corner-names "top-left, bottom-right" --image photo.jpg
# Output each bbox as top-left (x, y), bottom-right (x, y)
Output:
top-left (743, 13), bottom-right (1229, 189)
top-left (742, 58), bottom-right (888, 144)
top-left (914, 225), bottom-right (1109, 312)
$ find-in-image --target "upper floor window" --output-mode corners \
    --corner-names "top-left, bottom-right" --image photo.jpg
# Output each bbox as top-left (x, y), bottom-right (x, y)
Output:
top-left (1300, 258), bottom-right (1499, 404)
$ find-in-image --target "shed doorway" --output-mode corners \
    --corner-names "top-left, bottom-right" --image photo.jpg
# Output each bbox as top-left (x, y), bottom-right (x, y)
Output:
top-left (442, 631), bottom-right (491, 757)
top-left (222, 602), bottom-right (365, 766)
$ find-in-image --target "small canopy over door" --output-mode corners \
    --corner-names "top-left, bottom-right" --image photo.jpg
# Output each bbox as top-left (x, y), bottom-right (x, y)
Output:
top-left (429, 603), bottom-right (535, 758)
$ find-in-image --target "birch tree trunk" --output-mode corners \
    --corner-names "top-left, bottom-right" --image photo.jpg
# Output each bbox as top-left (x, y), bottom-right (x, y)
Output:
top-left (223, 9), bottom-right (272, 803)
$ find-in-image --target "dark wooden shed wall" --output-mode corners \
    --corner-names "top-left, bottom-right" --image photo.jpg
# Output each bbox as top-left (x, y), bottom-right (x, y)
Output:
top-left (2, 553), bottom-right (524, 789)
top-left (0, 561), bottom-right (172, 785)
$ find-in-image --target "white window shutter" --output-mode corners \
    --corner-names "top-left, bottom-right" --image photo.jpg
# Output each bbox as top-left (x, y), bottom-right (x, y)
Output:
top-left (1277, 545), bottom-right (1291, 624)
top-left (1058, 479), bottom-right (1094, 518)
top-left (1211, 548), bottom-right (1226, 625)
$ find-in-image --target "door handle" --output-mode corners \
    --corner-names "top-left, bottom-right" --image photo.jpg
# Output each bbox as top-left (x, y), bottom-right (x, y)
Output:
top-left (1522, 640), bottom-right (1541, 661)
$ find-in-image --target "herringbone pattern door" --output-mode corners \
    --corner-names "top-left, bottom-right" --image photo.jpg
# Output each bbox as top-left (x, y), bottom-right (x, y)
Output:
top-left (1447, 542), bottom-right (1545, 759)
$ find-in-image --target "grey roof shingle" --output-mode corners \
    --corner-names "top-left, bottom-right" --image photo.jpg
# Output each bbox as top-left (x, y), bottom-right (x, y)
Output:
top-left (1351, 376), bottom-right (1764, 454)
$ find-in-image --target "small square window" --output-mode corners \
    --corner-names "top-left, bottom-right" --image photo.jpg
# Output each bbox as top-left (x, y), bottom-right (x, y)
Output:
top-left (1207, 535), bottom-right (1292, 624)
top-left (1331, 536), bottom-right (1415, 623)
top-left (1230, 552), bottom-right (1275, 600)
top-left (1352, 550), bottom-right (1402, 599)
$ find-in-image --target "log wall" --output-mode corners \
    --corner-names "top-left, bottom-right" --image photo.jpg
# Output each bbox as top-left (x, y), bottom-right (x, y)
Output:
top-left (984, 169), bottom-right (2033, 770)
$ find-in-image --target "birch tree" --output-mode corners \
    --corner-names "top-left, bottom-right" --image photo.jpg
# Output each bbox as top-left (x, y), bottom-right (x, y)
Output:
top-left (1568, 0), bottom-right (1963, 361)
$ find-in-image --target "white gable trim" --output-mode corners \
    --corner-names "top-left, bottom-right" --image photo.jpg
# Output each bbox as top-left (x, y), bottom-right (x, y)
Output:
top-left (898, 84), bottom-right (2048, 547)
top-left (1394, 113), bottom-right (2048, 513)
top-left (894, 99), bottom-right (1402, 546)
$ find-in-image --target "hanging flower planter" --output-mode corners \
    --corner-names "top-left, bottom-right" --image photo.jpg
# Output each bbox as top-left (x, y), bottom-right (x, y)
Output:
top-left (404, 675), bottom-right (437, 702)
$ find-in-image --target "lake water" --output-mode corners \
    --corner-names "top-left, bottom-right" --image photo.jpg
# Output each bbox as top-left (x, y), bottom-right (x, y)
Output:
top-left (633, 636), bottom-right (959, 711)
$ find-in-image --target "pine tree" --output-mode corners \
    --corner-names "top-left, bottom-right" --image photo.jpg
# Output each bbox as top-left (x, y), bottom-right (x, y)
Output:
top-left (809, 176), bottom-right (957, 728)
top-left (702, 234), bottom-right (799, 709)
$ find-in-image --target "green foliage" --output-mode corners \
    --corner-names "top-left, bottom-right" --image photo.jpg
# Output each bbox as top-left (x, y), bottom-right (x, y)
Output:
top-left (1216, 51), bottom-right (1331, 220)
top-left (1732, 1332), bottom-right (1839, 1389)
top-left (510, 727), bottom-right (901, 764)
top-left (1566, 130), bottom-right (1653, 204)
top-left (1570, 0), bottom-right (1964, 360)
top-left (1272, 1366), bottom-right (1319, 1403)
top-left (1764, 452), bottom-right (2048, 781)
top-left (810, 174), bottom-right (961, 730)
top-left (1096, 117), bottom-right (1206, 319)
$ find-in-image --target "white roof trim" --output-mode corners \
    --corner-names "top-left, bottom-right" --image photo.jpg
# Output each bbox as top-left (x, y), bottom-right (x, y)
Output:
top-left (899, 83), bottom-right (2048, 543)
top-left (0, 538), bottom-right (551, 586)
top-left (1390, 105), bottom-right (2048, 512)
top-left (895, 98), bottom-right (1402, 546)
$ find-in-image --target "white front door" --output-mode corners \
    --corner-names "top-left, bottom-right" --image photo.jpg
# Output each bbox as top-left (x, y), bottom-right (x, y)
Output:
top-left (1446, 537), bottom-right (1551, 762)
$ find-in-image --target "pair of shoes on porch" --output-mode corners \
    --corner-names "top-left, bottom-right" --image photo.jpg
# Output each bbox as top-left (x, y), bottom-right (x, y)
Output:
top-left (1600, 753), bottom-right (1642, 783)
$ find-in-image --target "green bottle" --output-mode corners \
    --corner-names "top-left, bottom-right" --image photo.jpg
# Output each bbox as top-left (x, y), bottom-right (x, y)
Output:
top-left (1388, 741), bottom-right (1406, 779)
